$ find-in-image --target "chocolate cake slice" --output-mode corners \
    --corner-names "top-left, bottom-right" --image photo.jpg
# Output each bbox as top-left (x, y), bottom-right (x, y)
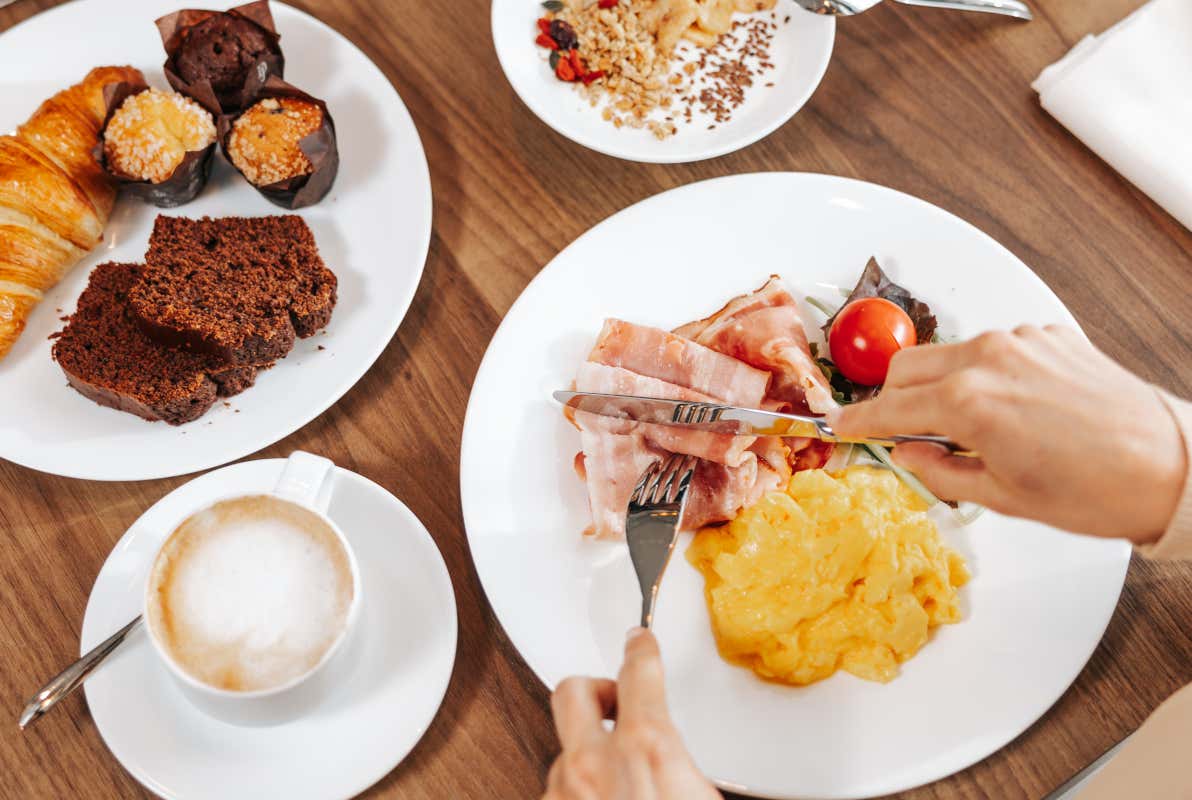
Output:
top-left (53, 263), bottom-right (257, 425)
top-left (130, 215), bottom-right (337, 364)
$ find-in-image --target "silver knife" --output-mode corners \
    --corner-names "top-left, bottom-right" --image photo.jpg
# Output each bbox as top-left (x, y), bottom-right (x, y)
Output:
top-left (555, 390), bottom-right (977, 457)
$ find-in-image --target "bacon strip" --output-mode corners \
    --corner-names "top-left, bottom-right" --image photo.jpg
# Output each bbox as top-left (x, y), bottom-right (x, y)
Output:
top-left (574, 427), bottom-right (664, 539)
top-left (571, 294), bottom-right (834, 540)
top-left (674, 276), bottom-right (837, 415)
top-left (575, 362), bottom-right (755, 467)
top-left (589, 319), bottom-right (770, 406)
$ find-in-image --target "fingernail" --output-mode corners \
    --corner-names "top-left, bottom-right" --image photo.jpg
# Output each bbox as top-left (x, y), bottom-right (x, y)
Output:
top-left (626, 626), bottom-right (645, 642)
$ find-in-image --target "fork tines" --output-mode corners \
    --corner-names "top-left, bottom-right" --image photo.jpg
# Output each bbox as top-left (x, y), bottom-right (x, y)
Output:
top-left (630, 454), bottom-right (697, 509)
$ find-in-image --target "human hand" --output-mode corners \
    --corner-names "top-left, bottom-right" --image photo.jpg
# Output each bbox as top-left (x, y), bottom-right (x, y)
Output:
top-left (543, 628), bottom-right (720, 800)
top-left (829, 325), bottom-right (1187, 543)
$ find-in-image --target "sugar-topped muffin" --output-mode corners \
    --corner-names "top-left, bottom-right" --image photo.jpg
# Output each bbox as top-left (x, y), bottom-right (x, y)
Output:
top-left (102, 88), bottom-right (216, 184)
top-left (226, 96), bottom-right (322, 187)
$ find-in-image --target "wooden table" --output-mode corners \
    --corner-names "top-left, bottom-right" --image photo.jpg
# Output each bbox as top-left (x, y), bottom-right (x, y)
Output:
top-left (2, 0), bottom-right (1190, 797)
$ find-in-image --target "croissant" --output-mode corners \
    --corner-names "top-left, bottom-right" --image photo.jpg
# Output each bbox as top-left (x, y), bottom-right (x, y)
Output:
top-left (0, 65), bottom-right (144, 361)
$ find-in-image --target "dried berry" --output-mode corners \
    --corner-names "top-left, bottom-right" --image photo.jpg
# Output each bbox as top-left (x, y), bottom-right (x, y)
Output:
top-left (568, 48), bottom-right (586, 78)
top-left (536, 33), bottom-right (558, 49)
top-left (549, 19), bottom-right (578, 50)
top-left (536, 17), bottom-right (552, 35)
top-left (555, 56), bottom-right (577, 81)
top-left (597, 0), bottom-right (618, 8)
top-left (581, 69), bottom-right (605, 85)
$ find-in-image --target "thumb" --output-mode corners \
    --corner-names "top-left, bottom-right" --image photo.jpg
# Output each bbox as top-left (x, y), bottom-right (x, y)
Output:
top-left (891, 443), bottom-right (992, 506)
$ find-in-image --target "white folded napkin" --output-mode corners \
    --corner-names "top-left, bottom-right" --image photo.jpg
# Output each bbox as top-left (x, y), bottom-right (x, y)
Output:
top-left (1033, 0), bottom-right (1192, 231)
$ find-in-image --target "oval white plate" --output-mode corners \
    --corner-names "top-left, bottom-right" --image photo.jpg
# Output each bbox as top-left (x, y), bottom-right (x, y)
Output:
top-left (82, 457), bottom-right (457, 800)
top-left (492, 0), bottom-right (834, 163)
top-left (460, 173), bottom-right (1130, 799)
top-left (0, 0), bottom-right (432, 481)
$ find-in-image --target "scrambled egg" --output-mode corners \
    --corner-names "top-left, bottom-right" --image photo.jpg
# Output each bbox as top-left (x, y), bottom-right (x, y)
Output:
top-left (687, 466), bottom-right (969, 685)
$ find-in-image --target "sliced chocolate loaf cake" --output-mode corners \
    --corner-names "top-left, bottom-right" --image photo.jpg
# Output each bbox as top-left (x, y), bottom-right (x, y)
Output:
top-left (53, 263), bottom-right (257, 425)
top-left (130, 215), bottom-right (337, 365)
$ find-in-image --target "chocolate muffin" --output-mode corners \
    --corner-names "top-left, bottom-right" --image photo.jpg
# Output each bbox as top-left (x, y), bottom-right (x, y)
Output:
top-left (130, 215), bottom-right (337, 365)
top-left (53, 263), bottom-right (258, 425)
top-left (174, 14), bottom-right (276, 102)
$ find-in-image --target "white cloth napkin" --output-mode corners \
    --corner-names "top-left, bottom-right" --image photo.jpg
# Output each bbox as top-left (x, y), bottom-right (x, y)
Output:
top-left (1033, 0), bottom-right (1192, 231)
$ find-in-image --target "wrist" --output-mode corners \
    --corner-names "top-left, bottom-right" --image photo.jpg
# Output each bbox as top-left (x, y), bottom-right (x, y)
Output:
top-left (1135, 389), bottom-right (1192, 546)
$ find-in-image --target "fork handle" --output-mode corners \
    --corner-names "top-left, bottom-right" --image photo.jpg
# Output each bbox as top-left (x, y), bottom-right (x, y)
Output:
top-left (640, 588), bottom-right (658, 629)
top-left (892, 0), bottom-right (1032, 19)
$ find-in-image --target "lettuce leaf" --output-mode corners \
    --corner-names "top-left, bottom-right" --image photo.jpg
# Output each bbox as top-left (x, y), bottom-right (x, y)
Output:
top-left (821, 257), bottom-right (938, 345)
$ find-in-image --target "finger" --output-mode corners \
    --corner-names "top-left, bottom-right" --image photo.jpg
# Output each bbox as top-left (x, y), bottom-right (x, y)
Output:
top-left (891, 442), bottom-right (993, 505)
top-left (883, 341), bottom-right (970, 389)
top-left (616, 628), bottom-right (671, 726)
top-left (552, 677), bottom-right (618, 748)
top-left (829, 384), bottom-right (955, 439)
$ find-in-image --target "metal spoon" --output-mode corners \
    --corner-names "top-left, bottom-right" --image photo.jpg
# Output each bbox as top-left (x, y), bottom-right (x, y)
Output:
top-left (793, 0), bottom-right (1033, 20)
top-left (19, 616), bottom-right (142, 729)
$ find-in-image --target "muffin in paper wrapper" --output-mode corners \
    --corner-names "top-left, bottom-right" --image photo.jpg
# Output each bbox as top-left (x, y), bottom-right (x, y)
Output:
top-left (219, 76), bottom-right (339, 209)
top-left (156, 0), bottom-right (284, 115)
top-left (94, 81), bottom-right (218, 208)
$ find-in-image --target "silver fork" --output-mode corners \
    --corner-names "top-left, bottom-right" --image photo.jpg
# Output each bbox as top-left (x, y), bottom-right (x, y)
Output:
top-left (626, 454), bottom-right (697, 629)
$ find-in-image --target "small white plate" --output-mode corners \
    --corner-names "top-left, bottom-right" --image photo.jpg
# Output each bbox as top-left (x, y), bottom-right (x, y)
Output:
top-left (81, 458), bottom-right (457, 800)
top-left (0, 0), bottom-right (432, 481)
top-left (460, 173), bottom-right (1131, 799)
top-left (491, 0), bottom-right (834, 163)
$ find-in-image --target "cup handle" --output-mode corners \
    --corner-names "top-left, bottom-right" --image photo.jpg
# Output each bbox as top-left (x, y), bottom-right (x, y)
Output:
top-left (273, 451), bottom-right (336, 513)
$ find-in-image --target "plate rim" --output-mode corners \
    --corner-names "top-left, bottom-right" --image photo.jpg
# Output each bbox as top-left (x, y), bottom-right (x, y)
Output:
top-left (459, 171), bottom-right (1131, 798)
top-left (0, 0), bottom-right (434, 482)
top-left (81, 457), bottom-right (459, 800)
top-left (489, 0), bottom-right (836, 164)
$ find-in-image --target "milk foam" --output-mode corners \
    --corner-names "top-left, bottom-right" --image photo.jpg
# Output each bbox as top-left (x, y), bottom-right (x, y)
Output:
top-left (147, 496), bottom-right (354, 692)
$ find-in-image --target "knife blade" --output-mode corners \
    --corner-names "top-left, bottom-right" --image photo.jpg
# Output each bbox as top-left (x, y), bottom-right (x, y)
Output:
top-left (554, 390), bottom-right (976, 456)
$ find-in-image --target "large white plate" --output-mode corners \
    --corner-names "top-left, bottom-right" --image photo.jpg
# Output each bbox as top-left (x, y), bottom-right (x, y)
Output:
top-left (0, 0), bottom-right (432, 480)
top-left (82, 457), bottom-right (457, 799)
top-left (460, 173), bottom-right (1131, 799)
top-left (492, 0), bottom-right (834, 163)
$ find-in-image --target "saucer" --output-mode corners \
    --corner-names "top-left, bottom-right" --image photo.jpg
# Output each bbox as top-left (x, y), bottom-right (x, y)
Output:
top-left (81, 458), bottom-right (457, 799)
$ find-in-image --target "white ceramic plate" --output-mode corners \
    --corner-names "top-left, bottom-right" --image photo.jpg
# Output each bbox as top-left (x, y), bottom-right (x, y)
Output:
top-left (0, 0), bottom-right (432, 481)
top-left (460, 173), bottom-right (1131, 799)
top-left (82, 457), bottom-right (457, 800)
top-left (491, 0), bottom-right (834, 163)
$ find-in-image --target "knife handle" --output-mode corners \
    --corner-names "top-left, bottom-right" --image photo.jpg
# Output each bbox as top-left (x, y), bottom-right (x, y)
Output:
top-left (827, 431), bottom-right (978, 458)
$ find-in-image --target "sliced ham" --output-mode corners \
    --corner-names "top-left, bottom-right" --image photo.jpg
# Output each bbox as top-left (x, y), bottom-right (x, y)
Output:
top-left (683, 445), bottom-right (788, 531)
top-left (674, 276), bottom-right (838, 415)
top-left (589, 319), bottom-right (770, 407)
top-left (575, 362), bottom-right (755, 467)
top-left (570, 292), bottom-right (834, 540)
top-left (575, 426), bottom-right (664, 539)
top-left (684, 458), bottom-right (759, 530)
top-left (751, 436), bottom-right (793, 488)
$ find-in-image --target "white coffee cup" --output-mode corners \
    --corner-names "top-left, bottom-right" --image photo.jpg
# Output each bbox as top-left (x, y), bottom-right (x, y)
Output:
top-left (143, 451), bottom-right (362, 726)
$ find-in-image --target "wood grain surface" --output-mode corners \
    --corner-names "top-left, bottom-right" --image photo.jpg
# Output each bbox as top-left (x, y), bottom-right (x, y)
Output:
top-left (2, 0), bottom-right (1190, 798)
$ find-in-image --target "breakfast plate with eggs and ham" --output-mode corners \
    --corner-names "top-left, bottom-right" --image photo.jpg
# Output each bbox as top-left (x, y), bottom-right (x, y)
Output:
top-left (461, 173), bottom-right (1131, 799)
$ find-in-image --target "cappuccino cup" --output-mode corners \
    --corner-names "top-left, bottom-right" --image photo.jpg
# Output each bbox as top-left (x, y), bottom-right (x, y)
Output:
top-left (144, 451), bottom-right (361, 726)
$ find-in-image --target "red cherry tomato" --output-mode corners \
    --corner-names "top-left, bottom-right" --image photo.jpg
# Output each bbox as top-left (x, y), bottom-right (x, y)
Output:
top-left (828, 297), bottom-right (917, 386)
